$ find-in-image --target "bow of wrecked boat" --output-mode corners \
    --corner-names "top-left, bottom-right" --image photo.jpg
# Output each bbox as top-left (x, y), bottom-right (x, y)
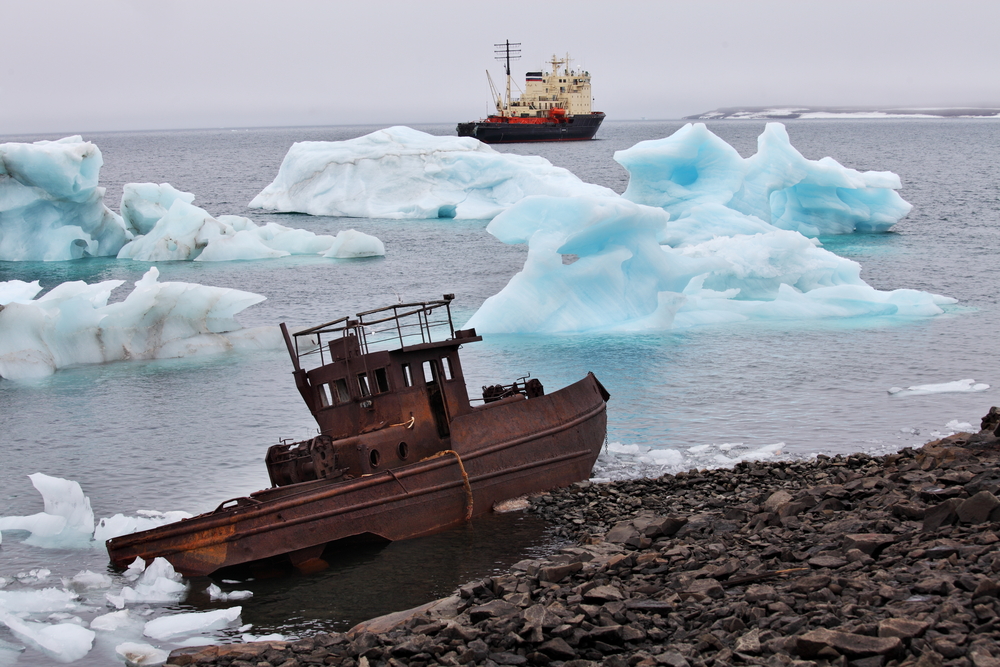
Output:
top-left (106, 295), bottom-right (609, 576)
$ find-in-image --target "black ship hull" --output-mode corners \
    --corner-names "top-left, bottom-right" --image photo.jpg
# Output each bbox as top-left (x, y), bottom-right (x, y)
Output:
top-left (457, 112), bottom-right (605, 144)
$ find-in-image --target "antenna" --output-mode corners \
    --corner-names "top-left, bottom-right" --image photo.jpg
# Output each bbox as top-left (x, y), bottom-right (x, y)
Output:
top-left (494, 40), bottom-right (521, 117)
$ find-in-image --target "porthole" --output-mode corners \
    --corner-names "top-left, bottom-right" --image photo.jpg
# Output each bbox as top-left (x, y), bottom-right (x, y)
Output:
top-left (397, 442), bottom-right (409, 460)
top-left (369, 449), bottom-right (381, 468)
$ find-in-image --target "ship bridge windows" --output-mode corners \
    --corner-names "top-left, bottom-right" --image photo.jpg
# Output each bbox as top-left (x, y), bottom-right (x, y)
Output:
top-left (358, 367), bottom-right (390, 397)
top-left (402, 363), bottom-right (414, 387)
top-left (317, 378), bottom-right (351, 408)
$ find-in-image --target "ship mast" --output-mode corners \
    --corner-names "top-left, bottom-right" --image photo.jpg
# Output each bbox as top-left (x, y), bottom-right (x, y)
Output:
top-left (494, 40), bottom-right (521, 118)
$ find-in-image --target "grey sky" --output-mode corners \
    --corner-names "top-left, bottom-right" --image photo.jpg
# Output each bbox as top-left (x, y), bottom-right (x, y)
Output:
top-left (2, 0), bottom-right (998, 135)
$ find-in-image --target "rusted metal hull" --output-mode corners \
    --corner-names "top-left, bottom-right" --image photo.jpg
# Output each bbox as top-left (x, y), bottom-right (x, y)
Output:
top-left (106, 374), bottom-right (608, 576)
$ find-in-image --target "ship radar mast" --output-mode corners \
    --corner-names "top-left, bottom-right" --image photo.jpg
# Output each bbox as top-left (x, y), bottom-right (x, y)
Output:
top-left (494, 40), bottom-right (521, 118)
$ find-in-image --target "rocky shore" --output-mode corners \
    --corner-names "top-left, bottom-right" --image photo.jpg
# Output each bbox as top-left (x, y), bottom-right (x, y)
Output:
top-left (167, 409), bottom-right (1000, 667)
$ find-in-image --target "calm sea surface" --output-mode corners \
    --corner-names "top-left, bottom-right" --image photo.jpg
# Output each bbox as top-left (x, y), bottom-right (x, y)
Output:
top-left (1, 119), bottom-right (998, 658)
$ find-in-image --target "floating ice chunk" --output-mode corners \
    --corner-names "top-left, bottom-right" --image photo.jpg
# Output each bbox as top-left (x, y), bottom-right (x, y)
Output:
top-left (249, 126), bottom-right (617, 219)
top-left (94, 510), bottom-right (193, 542)
top-left (206, 584), bottom-right (253, 601)
top-left (124, 558), bottom-right (147, 581)
top-left (0, 267), bottom-right (281, 380)
top-left (63, 571), bottom-right (113, 592)
top-left (0, 588), bottom-right (79, 613)
top-left (115, 642), bottom-right (169, 667)
top-left (0, 474), bottom-right (94, 547)
top-left (0, 614), bottom-right (95, 663)
top-left (0, 136), bottom-right (130, 260)
top-left (117, 200), bottom-right (224, 261)
top-left (142, 606), bottom-right (241, 640)
top-left (90, 609), bottom-right (143, 632)
top-left (616, 122), bottom-right (912, 236)
top-left (121, 183), bottom-right (196, 236)
top-left (242, 632), bottom-right (285, 642)
top-left (945, 419), bottom-right (975, 432)
top-left (322, 229), bottom-right (386, 258)
top-left (466, 196), bottom-right (952, 334)
top-left (888, 379), bottom-right (990, 397)
top-left (106, 557), bottom-right (187, 608)
top-left (193, 228), bottom-right (290, 261)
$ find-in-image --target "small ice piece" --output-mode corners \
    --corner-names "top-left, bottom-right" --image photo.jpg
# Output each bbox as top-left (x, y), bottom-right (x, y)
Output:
top-left (106, 557), bottom-right (187, 608)
top-left (0, 267), bottom-right (282, 380)
top-left (0, 136), bottom-right (131, 261)
top-left (0, 614), bottom-right (95, 663)
top-left (206, 584), bottom-right (253, 601)
top-left (120, 183), bottom-right (196, 235)
top-left (90, 609), bottom-right (142, 632)
top-left (63, 570), bottom-right (113, 592)
top-left (124, 558), bottom-right (147, 581)
top-left (0, 474), bottom-right (94, 548)
top-left (242, 632), bottom-right (285, 642)
top-left (142, 606), bottom-right (242, 640)
top-left (115, 642), bottom-right (169, 667)
top-left (249, 126), bottom-right (617, 219)
top-left (0, 588), bottom-right (78, 613)
top-left (888, 379), bottom-right (990, 397)
top-left (322, 229), bottom-right (386, 258)
top-left (946, 419), bottom-right (975, 432)
top-left (0, 280), bottom-right (43, 306)
top-left (15, 568), bottom-right (51, 584)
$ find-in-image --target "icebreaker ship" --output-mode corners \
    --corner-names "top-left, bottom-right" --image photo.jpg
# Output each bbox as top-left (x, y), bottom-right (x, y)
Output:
top-left (0, 136), bottom-right (131, 261)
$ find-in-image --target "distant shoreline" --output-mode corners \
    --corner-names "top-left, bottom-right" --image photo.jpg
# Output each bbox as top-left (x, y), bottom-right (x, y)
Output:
top-left (685, 106), bottom-right (1000, 120)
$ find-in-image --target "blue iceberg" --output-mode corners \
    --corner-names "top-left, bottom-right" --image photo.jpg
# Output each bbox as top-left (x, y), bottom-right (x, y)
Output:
top-left (616, 122), bottom-right (912, 236)
top-left (0, 136), bottom-right (131, 261)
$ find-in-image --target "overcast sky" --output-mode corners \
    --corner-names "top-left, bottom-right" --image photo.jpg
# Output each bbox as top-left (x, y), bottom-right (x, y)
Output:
top-left (3, 0), bottom-right (998, 135)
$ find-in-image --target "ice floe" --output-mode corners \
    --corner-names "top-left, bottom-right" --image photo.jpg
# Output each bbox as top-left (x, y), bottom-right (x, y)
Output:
top-left (0, 267), bottom-right (281, 380)
top-left (465, 195), bottom-right (953, 333)
top-left (106, 558), bottom-right (188, 609)
top-left (888, 378), bottom-right (990, 397)
top-left (616, 122), bottom-right (912, 236)
top-left (142, 606), bottom-right (242, 640)
top-left (0, 136), bottom-right (131, 261)
top-left (115, 642), bottom-right (169, 667)
top-left (0, 614), bottom-right (95, 663)
top-left (94, 510), bottom-right (194, 542)
top-left (120, 182), bottom-right (196, 236)
top-left (206, 584), bottom-right (253, 602)
top-left (322, 229), bottom-right (386, 258)
top-left (249, 125), bottom-right (616, 219)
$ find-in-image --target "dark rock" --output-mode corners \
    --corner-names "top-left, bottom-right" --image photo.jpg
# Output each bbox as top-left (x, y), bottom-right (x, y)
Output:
top-left (538, 562), bottom-right (583, 583)
top-left (877, 618), bottom-right (929, 639)
top-left (538, 637), bottom-right (577, 660)
top-left (923, 498), bottom-right (964, 531)
top-left (795, 628), bottom-right (903, 658)
top-left (957, 490), bottom-right (1000, 524)
top-left (842, 534), bottom-right (895, 557)
top-left (468, 600), bottom-right (519, 623)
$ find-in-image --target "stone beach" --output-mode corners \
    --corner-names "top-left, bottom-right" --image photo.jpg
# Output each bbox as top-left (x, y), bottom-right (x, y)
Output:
top-left (167, 408), bottom-right (1000, 667)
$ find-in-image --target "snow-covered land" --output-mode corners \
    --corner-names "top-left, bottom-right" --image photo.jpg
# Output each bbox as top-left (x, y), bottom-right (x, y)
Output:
top-left (249, 126), bottom-right (617, 219)
top-left (0, 268), bottom-right (281, 380)
top-left (616, 122), bottom-right (912, 236)
top-left (0, 136), bottom-right (131, 261)
top-left (465, 194), bottom-right (953, 334)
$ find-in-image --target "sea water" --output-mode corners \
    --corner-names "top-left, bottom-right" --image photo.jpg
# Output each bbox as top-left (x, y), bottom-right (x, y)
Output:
top-left (1, 120), bottom-right (998, 654)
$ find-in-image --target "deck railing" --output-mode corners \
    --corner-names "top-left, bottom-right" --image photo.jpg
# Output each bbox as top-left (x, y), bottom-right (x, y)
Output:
top-left (285, 295), bottom-right (457, 369)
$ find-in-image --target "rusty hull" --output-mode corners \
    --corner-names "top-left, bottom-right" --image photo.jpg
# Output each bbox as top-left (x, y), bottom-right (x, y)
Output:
top-left (106, 373), bottom-right (608, 576)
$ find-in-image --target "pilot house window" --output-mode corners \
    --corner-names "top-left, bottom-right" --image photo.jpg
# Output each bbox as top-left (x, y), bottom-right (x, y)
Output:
top-left (334, 378), bottom-right (350, 403)
top-left (402, 363), bottom-right (413, 387)
top-left (440, 357), bottom-right (453, 381)
top-left (357, 372), bottom-right (371, 397)
top-left (374, 367), bottom-right (389, 393)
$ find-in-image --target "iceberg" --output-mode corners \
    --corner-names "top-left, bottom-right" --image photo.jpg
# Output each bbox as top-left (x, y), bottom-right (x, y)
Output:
top-left (115, 642), bottom-right (169, 667)
top-left (120, 183), bottom-right (196, 236)
top-left (116, 192), bottom-right (382, 262)
top-left (0, 267), bottom-right (281, 380)
top-left (249, 125), bottom-right (617, 219)
top-left (888, 379), bottom-right (990, 397)
top-left (93, 510), bottom-right (193, 542)
top-left (106, 558), bottom-right (187, 608)
top-left (0, 474), bottom-right (94, 547)
top-left (466, 195), bottom-right (954, 334)
top-left (0, 136), bottom-right (131, 261)
top-left (616, 122), bottom-right (912, 236)
top-left (322, 229), bottom-right (385, 258)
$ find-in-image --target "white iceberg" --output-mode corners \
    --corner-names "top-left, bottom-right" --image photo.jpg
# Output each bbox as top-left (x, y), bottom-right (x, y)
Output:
top-left (206, 584), bottom-right (253, 601)
top-left (120, 183), bottom-right (196, 236)
top-left (322, 229), bottom-right (385, 258)
top-left (0, 267), bottom-right (281, 380)
top-left (616, 122), bottom-right (912, 236)
top-left (249, 125), bottom-right (617, 219)
top-left (0, 614), bottom-right (94, 663)
top-left (142, 606), bottom-right (241, 640)
top-left (0, 136), bottom-right (131, 260)
top-left (0, 588), bottom-right (79, 614)
top-left (888, 379), bottom-right (990, 397)
top-left (0, 473), bottom-right (94, 547)
top-left (465, 195), bottom-right (954, 334)
top-left (90, 610), bottom-right (143, 632)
